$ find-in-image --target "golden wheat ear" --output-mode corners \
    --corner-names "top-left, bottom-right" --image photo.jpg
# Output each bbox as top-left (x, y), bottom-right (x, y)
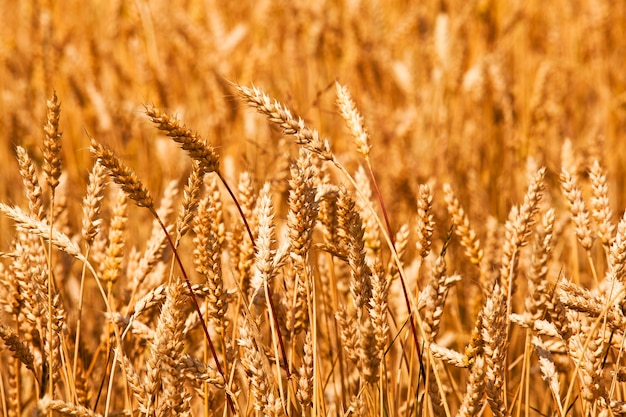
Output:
top-left (144, 105), bottom-right (220, 175)
top-left (88, 136), bottom-right (155, 210)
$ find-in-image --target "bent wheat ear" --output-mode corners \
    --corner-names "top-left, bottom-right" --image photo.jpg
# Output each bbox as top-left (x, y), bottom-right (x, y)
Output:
top-left (145, 105), bottom-right (220, 175)
top-left (0, 203), bottom-right (83, 261)
top-left (89, 137), bottom-right (154, 209)
top-left (236, 84), bottom-right (334, 161)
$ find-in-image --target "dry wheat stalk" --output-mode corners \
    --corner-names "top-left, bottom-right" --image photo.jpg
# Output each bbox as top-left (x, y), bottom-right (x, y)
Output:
top-left (569, 328), bottom-right (609, 409)
top-left (499, 168), bottom-right (546, 301)
top-left (178, 354), bottom-right (225, 388)
top-left (284, 150), bottom-right (318, 336)
top-left (336, 307), bottom-right (360, 366)
top-left (430, 344), bottom-right (468, 368)
top-left (557, 280), bottom-right (626, 330)
top-left (250, 183), bottom-right (277, 303)
top-left (532, 336), bottom-right (563, 415)
top-left (368, 269), bottom-right (390, 360)
top-left (358, 318), bottom-right (380, 384)
top-left (230, 171), bottom-right (257, 296)
top-left (115, 347), bottom-right (149, 413)
top-left (287, 149), bottom-right (319, 264)
top-left (0, 203), bottom-right (84, 261)
top-left (608, 212), bottom-right (626, 286)
top-left (515, 167), bottom-right (546, 246)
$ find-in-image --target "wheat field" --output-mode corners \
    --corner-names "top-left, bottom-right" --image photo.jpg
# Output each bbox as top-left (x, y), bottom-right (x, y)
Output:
top-left (0, 1), bottom-right (625, 416)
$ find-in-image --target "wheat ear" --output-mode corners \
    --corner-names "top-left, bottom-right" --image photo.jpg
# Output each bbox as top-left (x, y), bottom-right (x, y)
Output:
top-left (42, 90), bottom-right (62, 192)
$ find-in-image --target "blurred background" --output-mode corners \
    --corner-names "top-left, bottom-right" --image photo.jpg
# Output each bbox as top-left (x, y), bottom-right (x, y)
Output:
top-left (0, 0), bottom-right (624, 242)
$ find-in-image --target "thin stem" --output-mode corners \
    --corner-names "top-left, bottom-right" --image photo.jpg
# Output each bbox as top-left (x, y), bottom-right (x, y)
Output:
top-left (216, 171), bottom-right (254, 249)
top-left (366, 160), bottom-right (394, 247)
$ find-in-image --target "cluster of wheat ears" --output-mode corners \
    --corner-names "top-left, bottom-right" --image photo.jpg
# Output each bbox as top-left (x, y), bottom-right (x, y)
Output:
top-left (1, 1), bottom-right (625, 416)
top-left (0, 81), bottom-right (626, 417)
